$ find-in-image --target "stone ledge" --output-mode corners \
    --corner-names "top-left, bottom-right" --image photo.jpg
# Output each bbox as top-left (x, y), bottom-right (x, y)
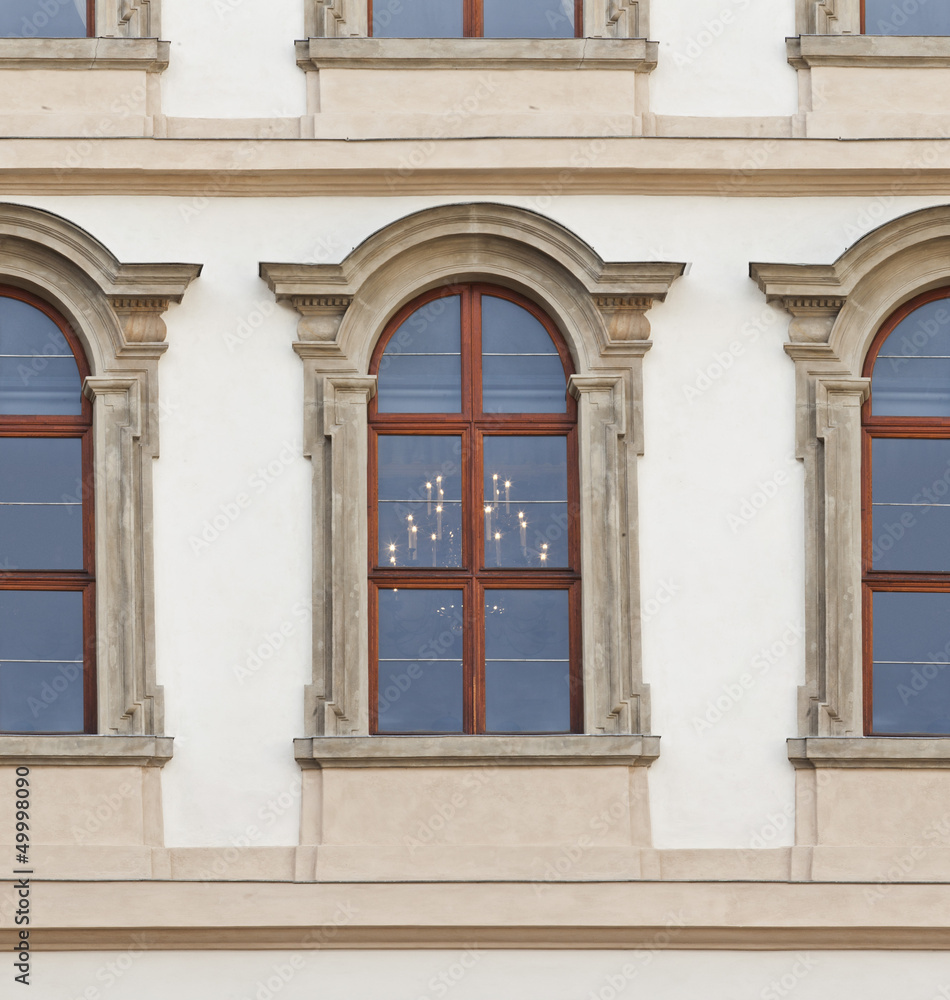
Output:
top-left (788, 737), bottom-right (950, 768)
top-left (788, 33), bottom-right (950, 69)
top-left (296, 37), bottom-right (658, 72)
top-left (0, 37), bottom-right (169, 71)
top-left (294, 735), bottom-right (661, 768)
top-left (0, 735), bottom-right (174, 766)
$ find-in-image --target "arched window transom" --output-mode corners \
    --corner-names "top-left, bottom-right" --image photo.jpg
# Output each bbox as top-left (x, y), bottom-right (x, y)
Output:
top-left (369, 284), bottom-right (581, 735)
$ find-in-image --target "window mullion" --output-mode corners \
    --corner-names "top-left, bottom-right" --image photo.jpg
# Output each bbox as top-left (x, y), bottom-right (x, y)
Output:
top-left (467, 0), bottom-right (483, 37)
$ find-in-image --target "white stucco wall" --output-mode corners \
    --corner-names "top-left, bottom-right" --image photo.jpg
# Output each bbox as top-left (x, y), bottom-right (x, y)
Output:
top-left (154, 0), bottom-right (799, 122)
top-left (160, 0), bottom-right (307, 119)
top-left (11, 193), bottom-right (942, 850)
top-left (40, 948), bottom-right (950, 1000)
top-left (649, 0), bottom-right (799, 118)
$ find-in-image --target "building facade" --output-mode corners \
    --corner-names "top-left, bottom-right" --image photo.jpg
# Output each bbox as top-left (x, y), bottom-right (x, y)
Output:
top-left (2, 0), bottom-right (950, 996)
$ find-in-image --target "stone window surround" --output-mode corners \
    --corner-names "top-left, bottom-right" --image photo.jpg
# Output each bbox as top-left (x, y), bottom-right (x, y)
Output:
top-left (792, 1), bottom-right (950, 66)
top-left (306, 0), bottom-right (646, 39)
top-left (296, 36), bottom-right (658, 73)
top-left (751, 205), bottom-right (950, 762)
top-left (94, 0), bottom-right (160, 37)
top-left (261, 202), bottom-right (684, 767)
top-left (788, 32), bottom-right (950, 68)
top-left (0, 202), bottom-right (199, 764)
top-left (0, 2), bottom-right (165, 74)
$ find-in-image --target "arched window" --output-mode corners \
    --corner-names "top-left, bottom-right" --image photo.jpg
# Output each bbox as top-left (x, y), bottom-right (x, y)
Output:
top-left (0, 0), bottom-right (91, 37)
top-left (368, 284), bottom-right (581, 734)
top-left (863, 287), bottom-right (950, 735)
top-left (0, 287), bottom-right (94, 733)
top-left (369, 0), bottom-right (581, 38)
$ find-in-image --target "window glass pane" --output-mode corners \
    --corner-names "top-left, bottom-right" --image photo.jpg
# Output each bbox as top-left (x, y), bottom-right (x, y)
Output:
top-left (0, 591), bottom-right (83, 733)
top-left (0, 0), bottom-right (87, 37)
top-left (0, 297), bottom-right (82, 415)
top-left (378, 435), bottom-right (463, 568)
top-left (864, 0), bottom-right (950, 34)
top-left (484, 589), bottom-right (570, 733)
top-left (0, 438), bottom-right (84, 570)
top-left (483, 0), bottom-right (575, 37)
top-left (377, 296), bottom-right (462, 413)
top-left (871, 438), bottom-right (950, 572)
top-left (871, 298), bottom-right (950, 415)
top-left (481, 297), bottom-right (566, 412)
top-left (483, 436), bottom-right (568, 567)
top-left (372, 0), bottom-right (463, 39)
top-left (872, 591), bottom-right (950, 734)
top-left (377, 588), bottom-right (464, 733)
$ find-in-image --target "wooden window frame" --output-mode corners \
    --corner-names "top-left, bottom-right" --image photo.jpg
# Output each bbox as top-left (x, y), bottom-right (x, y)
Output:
top-left (0, 285), bottom-right (96, 734)
top-left (367, 0), bottom-right (584, 38)
top-left (367, 283), bottom-right (583, 735)
top-left (861, 286), bottom-right (950, 736)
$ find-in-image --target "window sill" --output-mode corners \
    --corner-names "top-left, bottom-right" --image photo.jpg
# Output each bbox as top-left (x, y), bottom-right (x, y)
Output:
top-left (0, 36), bottom-right (169, 71)
top-left (787, 33), bottom-right (950, 69)
top-left (295, 734), bottom-right (661, 768)
top-left (0, 734), bottom-right (174, 766)
top-left (296, 37), bottom-right (658, 72)
top-left (788, 736), bottom-right (950, 768)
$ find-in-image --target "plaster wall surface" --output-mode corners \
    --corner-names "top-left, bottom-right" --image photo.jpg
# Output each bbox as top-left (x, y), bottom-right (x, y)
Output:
top-left (8, 192), bottom-right (944, 854)
top-left (649, 0), bottom-right (798, 118)
top-left (162, 0), bottom-right (799, 123)
top-left (160, 0), bottom-right (307, 119)
top-left (35, 949), bottom-right (950, 1000)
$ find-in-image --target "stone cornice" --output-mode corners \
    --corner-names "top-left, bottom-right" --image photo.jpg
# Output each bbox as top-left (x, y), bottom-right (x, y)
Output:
top-left (789, 737), bottom-right (950, 768)
top-left (296, 36), bottom-right (659, 72)
top-left (0, 37), bottom-right (170, 71)
top-left (294, 735), bottom-right (661, 768)
top-left (4, 138), bottom-right (950, 197)
top-left (8, 880), bottom-right (950, 950)
top-left (788, 33), bottom-right (950, 69)
top-left (0, 735), bottom-right (173, 766)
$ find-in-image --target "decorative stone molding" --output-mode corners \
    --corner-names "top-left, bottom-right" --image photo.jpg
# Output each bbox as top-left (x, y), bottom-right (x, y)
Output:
top-left (0, 37), bottom-right (169, 71)
top-left (107, 297), bottom-right (172, 344)
top-left (97, 0), bottom-right (161, 37)
top-left (296, 37), bottom-right (658, 72)
top-left (751, 205), bottom-right (950, 740)
top-left (796, 0), bottom-right (859, 34)
top-left (594, 294), bottom-right (655, 344)
top-left (289, 295), bottom-right (354, 346)
top-left (0, 202), bottom-right (200, 737)
top-left (305, 0), bottom-right (647, 38)
top-left (789, 737), bottom-right (950, 769)
top-left (0, 735), bottom-right (174, 766)
top-left (788, 33), bottom-right (950, 69)
top-left (261, 202), bottom-right (685, 744)
top-left (295, 734), bottom-right (661, 768)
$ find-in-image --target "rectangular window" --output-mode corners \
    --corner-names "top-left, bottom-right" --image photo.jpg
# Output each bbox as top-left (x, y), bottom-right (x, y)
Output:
top-left (370, 0), bottom-right (581, 38)
top-left (863, 0), bottom-right (950, 35)
top-left (0, 0), bottom-right (92, 37)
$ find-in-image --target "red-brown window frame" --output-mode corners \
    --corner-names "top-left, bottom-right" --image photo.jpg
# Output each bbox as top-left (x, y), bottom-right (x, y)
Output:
top-left (368, 0), bottom-right (583, 38)
top-left (368, 283), bottom-right (582, 734)
top-left (0, 285), bottom-right (96, 734)
top-left (861, 285), bottom-right (950, 735)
